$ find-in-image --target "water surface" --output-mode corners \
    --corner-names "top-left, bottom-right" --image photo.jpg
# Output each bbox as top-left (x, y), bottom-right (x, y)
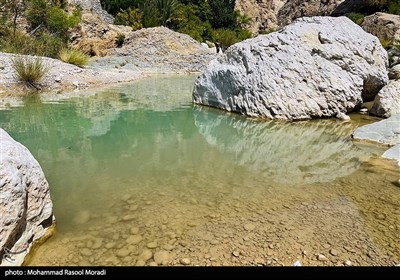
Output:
top-left (0, 75), bottom-right (398, 266)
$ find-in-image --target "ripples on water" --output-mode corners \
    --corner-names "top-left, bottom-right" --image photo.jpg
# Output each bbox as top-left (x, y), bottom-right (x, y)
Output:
top-left (0, 75), bottom-right (398, 266)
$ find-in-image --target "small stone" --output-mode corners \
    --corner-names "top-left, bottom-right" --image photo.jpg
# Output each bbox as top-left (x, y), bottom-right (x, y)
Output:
top-left (130, 227), bottom-right (140, 235)
top-left (147, 241), bottom-right (158, 249)
top-left (126, 235), bottom-right (142, 245)
top-left (145, 201), bottom-right (152, 205)
top-left (148, 262), bottom-right (158, 266)
top-left (129, 205), bottom-right (138, 211)
top-left (336, 112), bottom-right (351, 121)
top-left (329, 249), bottom-right (339, 256)
top-left (232, 251), bottom-right (240, 257)
top-left (360, 108), bottom-right (368, 113)
top-left (180, 258), bottom-right (191, 265)
top-left (73, 210), bottom-right (91, 224)
top-left (268, 244), bottom-right (274, 249)
top-left (376, 214), bottom-right (386, 220)
top-left (81, 248), bottom-right (92, 257)
top-left (244, 223), bottom-right (255, 231)
top-left (116, 248), bottom-right (130, 258)
top-left (154, 250), bottom-right (169, 265)
top-left (122, 215), bottom-right (136, 221)
top-left (162, 244), bottom-right (173, 251)
top-left (112, 233), bottom-right (120, 241)
top-left (344, 260), bottom-right (352, 266)
top-left (255, 257), bottom-right (264, 264)
top-left (317, 254), bottom-right (328, 261)
top-left (105, 242), bottom-right (116, 249)
top-left (91, 238), bottom-right (103, 249)
top-left (136, 260), bottom-right (146, 266)
top-left (122, 194), bottom-right (132, 201)
top-left (138, 249), bottom-right (153, 262)
top-left (322, 244), bottom-right (330, 249)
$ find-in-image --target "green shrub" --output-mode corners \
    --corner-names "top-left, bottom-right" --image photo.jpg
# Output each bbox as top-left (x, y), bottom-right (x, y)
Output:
top-left (114, 8), bottom-right (143, 30)
top-left (11, 55), bottom-right (49, 86)
top-left (115, 33), bottom-right (126, 47)
top-left (59, 48), bottom-right (89, 67)
top-left (345, 12), bottom-right (365, 25)
top-left (389, 0), bottom-right (400, 15)
top-left (213, 28), bottom-right (238, 50)
top-left (0, 29), bottom-right (64, 58)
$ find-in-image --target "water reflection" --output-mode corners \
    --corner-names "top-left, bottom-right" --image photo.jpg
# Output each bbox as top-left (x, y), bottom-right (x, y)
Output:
top-left (193, 106), bottom-right (384, 184)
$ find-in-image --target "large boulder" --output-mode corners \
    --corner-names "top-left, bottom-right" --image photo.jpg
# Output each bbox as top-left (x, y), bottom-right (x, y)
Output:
top-left (370, 80), bottom-right (400, 118)
top-left (362, 12), bottom-right (400, 46)
top-left (68, 0), bottom-right (114, 24)
top-left (193, 17), bottom-right (388, 120)
top-left (0, 129), bottom-right (55, 266)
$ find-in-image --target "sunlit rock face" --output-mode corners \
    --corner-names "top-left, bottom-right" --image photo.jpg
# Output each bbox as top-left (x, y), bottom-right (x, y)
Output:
top-left (193, 17), bottom-right (388, 120)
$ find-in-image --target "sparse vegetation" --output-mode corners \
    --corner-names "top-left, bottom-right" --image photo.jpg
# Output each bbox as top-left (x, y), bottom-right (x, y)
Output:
top-left (115, 33), bottom-right (126, 47)
top-left (59, 48), bottom-right (90, 67)
top-left (0, 0), bottom-right (81, 58)
top-left (102, 0), bottom-right (252, 46)
top-left (11, 55), bottom-right (49, 86)
top-left (345, 12), bottom-right (365, 25)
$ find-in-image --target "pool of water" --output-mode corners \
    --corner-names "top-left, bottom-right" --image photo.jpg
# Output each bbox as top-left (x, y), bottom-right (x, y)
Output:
top-left (0, 75), bottom-right (399, 266)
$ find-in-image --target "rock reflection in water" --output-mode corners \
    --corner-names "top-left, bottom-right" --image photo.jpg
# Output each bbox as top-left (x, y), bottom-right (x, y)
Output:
top-left (193, 106), bottom-right (383, 185)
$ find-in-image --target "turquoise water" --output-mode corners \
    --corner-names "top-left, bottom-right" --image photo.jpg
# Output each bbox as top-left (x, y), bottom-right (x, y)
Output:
top-left (0, 75), bottom-right (399, 266)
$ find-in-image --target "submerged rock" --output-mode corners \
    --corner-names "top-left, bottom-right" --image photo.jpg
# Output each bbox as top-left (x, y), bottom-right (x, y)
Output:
top-left (352, 114), bottom-right (400, 146)
top-left (370, 80), bottom-right (400, 118)
top-left (0, 128), bottom-right (55, 266)
top-left (193, 17), bottom-right (388, 120)
top-left (382, 145), bottom-right (400, 166)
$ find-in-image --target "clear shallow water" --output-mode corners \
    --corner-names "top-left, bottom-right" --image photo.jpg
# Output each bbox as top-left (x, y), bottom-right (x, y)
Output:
top-left (0, 75), bottom-right (399, 266)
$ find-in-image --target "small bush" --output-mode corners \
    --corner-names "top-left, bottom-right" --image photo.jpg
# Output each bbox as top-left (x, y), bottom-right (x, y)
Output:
top-left (345, 12), bottom-right (365, 25)
top-left (114, 8), bottom-right (143, 30)
top-left (59, 48), bottom-right (89, 67)
top-left (380, 37), bottom-right (393, 49)
top-left (12, 55), bottom-right (49, 86)
top-left (115, 33), bottom-right (125, 48)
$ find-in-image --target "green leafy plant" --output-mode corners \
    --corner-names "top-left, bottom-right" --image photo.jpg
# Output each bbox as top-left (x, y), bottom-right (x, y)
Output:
top-left (59, 48), bottom-right (90, 67)
top-left (114, 8), bottom-right (143, 30)
top-left (11, 55), bottom-right (49, 86)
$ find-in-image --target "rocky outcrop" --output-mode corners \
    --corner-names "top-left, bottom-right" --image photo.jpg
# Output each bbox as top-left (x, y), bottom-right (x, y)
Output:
top-left (277, 0), bottom-right (345, 27)
top-left (0, 128), bottom-right (55, 266)
top-left (370, 80), bottom-right (400, 118)
top-left (193, 17), bottom-right (388, 120)
top-left (362, 12), bottom-right (400, 46)
top-left (235, 0), bottom-right (364, 33)
top-left (68, 0), bottom-right (114, 24)
top-left (352, 114), bottom-right (400, 146)
top-left (91, 27), bottom-right (217, 73)
top-left (68, 0), bottom-right (131, 57)
top-left (235, 0), bottom-right (285, 33)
